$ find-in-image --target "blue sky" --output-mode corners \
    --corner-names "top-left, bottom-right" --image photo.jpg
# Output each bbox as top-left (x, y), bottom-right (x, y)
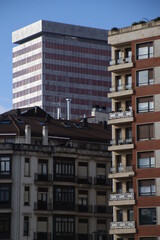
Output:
top-left (0, 0), bottom-right (159, 113)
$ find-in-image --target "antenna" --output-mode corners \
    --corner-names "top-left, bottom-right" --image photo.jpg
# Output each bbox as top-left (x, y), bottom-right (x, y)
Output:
top-left (66, 98), bottom-right (72, 120)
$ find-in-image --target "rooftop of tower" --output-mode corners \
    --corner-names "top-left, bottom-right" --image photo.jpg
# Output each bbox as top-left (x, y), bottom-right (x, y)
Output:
top-left (12, 20), bottom-right (108, 44)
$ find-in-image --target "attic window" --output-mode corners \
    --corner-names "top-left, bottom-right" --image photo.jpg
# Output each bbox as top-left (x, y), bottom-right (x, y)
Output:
top-left (73, 123), bottom-right (82, 128)
top-left (0, 120), bottom-right (12, 124)
top-left (62, 122), bottom-right (71, 128)
top-left (15, 118), bottom-right (25, 124)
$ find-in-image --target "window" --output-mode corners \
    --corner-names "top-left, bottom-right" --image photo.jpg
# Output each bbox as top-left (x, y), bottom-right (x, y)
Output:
top-left (126, 100), bottom-right (132, 111)
top-left (138, 152), bottom-right (155, 168)
top-left (78, 190), bottom-right (88, 206)
top-left (125, 48), bottom-right (132, 62)
top-left (0, 184), bottom-right (11, 207)
top-left (55, 217), bottom-right (74, 234)
top-left (55, 187), bottom-right (74, 205)
top-left (137, 124), bottom-right (154, 141)
top-left (128, 209), bottom-right (134, 221)
top-left (139, 179), bottom-right (155, 196)
top-left (137, 96), bottom-right (154, 113)
top-left (24, 216), bottom-right (29, 236)
top-left (116, 182), bottom-right (122, 194)
top-left (24, 186), bottom-right (30, 206)
top-left (24, 158), bottom-right (30, 177)
top-left (127, 181), bottom-right (133, 193)
top-left (116, 129), bottom-right (122, 144)
top-left (137, 42), bottom-right (153, 60)
top-left (116, 50), bottom-right (123, 64)
top-left (115, 102), bottom-right (121, 112)
top-left (38, 159), bottom-right (48, 175)
top-left (125, 74), bottom-right (132, 90)
top-left (55, 158), bottom-right (75, 177)
top-left (0, 156), bottom-right (11, 176)
top-left (139, 208), bottom-right (156, 225)
top-left (117, 210), bottom-right (123, 221)
top-left (126, 127), bottom-right (132, 142)
top-left (0, 214), bottom-right (10, 237)
top-left (137, 69), bottom-right (153, 86)
top-left (116, 76), bottom-right (122, 91)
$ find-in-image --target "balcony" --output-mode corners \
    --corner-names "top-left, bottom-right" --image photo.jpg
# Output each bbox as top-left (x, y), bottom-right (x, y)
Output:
top-left (34, 202), bottom-right (52, 211)
top-left (94, 205), bottom-right (112, 214)
top-left (76, 176), bottom-right (92, 185)
top-left (34, 173), bottom-right (52, 184)
top-left (108, 57), bottom-right (133, 72)
top-left (109, 192), bottom-right (135, 206)
top-left (108, 84), bottom-right (133, 99)
top-left (108, 165), bottom-right (134, 178)
top-left (75, 234), bottom-right (91, 240)
top-left (94, 176), bottom-right (111, 186)
top-left (53, 203), bottom-right (75, 212)
top-left (54, 233), bottom-right (75, 240)
top-left (54, 175), bottom-right (75, 183)
top-left (34, 232), bottom-right (51, 240)
top-left (109, 221), bottom-right (136, 235)
top-left (76, 204), bottom-right (92, 213)
top-left (108, 110), bottom-right (133, 125)
top-left (108, 139), bottom-right (134, 151)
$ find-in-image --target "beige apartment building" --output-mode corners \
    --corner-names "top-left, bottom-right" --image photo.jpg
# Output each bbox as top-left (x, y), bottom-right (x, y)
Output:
top-left (0, 106), bottom-right (112, 240)
top-left (107, 19), bottom-right (160, 240)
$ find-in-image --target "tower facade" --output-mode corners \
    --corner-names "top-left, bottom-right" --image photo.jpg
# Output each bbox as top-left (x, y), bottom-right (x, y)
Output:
top-left (108, 19), bottom-right (160, 240)
top-left (12, 20), bottom-right (111, 119)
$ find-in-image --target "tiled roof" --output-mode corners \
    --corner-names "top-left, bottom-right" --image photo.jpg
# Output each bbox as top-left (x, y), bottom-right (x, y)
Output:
top-left (0, 107), bottom-right (111, 143)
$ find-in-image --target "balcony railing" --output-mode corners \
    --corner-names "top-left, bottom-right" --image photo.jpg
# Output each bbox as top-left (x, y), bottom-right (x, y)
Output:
top-left (34, 173), bottom-right (52, 182)
top-left (109, 57), bottom-right (132, 66)
top-left (110, 221), bottom-right (135, 229)
top-left (109, 192), bottom-right (134, 201)
top-left (75, 234), bottom-right (91, 240)
top-left (76, 204), bottom-right (92, 213)
top-left (76, 176), bottom-right (92, 185)
top-left (94, 176), bottom-right (111, 186)
top-left (110, 138), bottom-right (133, 146)
top-left (109, 84), bottom-right (132, 93)
top-left (110, 165), bottom-right (133, 174)
top-left (34, 232), bottom-right (51, 240)
top-left (109, 110), bottom-right (133, 120)
top-left (34, 202), bottom-right (52, 211)
top-left (94, 205), bottom-right (112, 214)
top-left (53, 203), bottom-right (75, 211)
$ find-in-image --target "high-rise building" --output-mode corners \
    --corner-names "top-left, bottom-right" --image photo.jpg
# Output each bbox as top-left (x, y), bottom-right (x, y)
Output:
top-left (12, 20), bottom-right (111, 119)
top-left (107, 19), bottom-right (160, 240)
top-left (0, 106), bottom-right (112, 240)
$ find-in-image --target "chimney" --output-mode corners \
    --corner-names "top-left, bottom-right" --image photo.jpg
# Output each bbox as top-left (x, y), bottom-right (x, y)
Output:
top-left (25, 125), bottom-right (31, 144)
top-left (42, 126), bottom-right (48, 145)
top-left (66, 98), bottom-right (72, 120)
top-left (83, 115), bottom-right (88, 128)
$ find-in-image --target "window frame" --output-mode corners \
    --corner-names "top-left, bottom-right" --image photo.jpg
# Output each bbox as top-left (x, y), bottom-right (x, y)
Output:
top-left (136, 68), bottom-right (154, 87)
top-left (137, 151), bottom-right (155, 169)
top-left (139, 208), bottom-right (156, 225)
top-left (138, 179), bottom-right (156, 196)
top-left (136, 42), bottom-right (153, 60)
top-left (137, 96), bottom-right (154, 113)
top-left (137, 124), bottom-right (154, 141)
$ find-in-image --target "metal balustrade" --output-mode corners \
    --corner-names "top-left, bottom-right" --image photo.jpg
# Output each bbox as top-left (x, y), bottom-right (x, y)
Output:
top-left (110, 138), bottom-right (133, 146)
top-left (109, 84), bottom-right (132, 93)
top-left (109, 110), bottom-right (133, 120)
top-left (110, 221), bottom-right (135, 229)
top-left (109, 192), bottom-right (134, 201)
top-left (109, 56), bottom-right (132, 66)
top-left (110, 165), bottom-right (133, 174)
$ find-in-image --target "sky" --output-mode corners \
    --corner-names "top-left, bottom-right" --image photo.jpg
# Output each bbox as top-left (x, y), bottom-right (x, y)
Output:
top-left (0, 0), bottom-right (160, 113)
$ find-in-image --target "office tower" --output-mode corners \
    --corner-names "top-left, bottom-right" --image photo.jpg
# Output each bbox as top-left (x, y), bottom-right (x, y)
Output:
top-left (0, 106), bottom-right (112, 240)
top-left (107, 19), bottom-right (160, 240)
top-left (12, 20), bottom-right (111, 119)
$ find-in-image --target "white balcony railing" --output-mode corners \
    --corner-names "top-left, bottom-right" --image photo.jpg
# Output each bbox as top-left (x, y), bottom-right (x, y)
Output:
top-left (110, 165), bottom-right (133, 174)
top-left (110, 192), bottom-right (134, 201)
top-left (109, 110), bottom-right (133, 120)
top-left (110, 221), bottom-right (135, 229)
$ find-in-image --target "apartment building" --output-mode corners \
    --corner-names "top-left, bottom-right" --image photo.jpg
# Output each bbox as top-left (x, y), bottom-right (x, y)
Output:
top-left (0, 106), bottom-right (112, 240)
top-left (12, 20), bottom-right (111, 119)
top-left (107, 19), bottom-right (160, 240)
